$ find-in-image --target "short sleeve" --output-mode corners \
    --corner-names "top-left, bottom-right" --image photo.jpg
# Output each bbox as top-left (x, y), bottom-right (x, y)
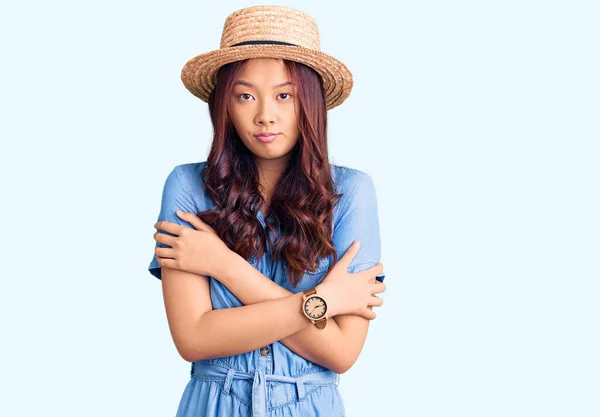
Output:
top-left (148, 166), bottom-right (197, 280)
top-left (331, 173), bottom-right (384, 280)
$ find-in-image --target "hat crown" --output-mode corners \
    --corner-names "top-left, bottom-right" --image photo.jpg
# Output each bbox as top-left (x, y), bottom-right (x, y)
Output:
top-left (220, 6), bottom-right (321, 50)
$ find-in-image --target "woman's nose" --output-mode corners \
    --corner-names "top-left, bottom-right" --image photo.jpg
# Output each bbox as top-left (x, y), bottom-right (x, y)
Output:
top-left (255, 100), bottom-right (276, 125)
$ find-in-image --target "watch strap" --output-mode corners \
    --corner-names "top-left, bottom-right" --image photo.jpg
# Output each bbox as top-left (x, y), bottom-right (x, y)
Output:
top-left (303, 287), bottom-right (317, 297)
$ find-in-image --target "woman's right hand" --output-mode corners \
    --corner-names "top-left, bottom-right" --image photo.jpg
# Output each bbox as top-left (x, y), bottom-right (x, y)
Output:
top-left (316, 240), bottom-right (386, 320)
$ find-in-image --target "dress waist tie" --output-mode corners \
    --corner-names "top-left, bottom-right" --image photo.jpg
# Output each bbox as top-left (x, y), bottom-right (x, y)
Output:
top-left (191, 361), bottom-right (338, 417)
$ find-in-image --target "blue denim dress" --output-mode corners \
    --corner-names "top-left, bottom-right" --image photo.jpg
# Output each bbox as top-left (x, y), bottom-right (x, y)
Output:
top-left (148, 161), bottom-right (382, 417)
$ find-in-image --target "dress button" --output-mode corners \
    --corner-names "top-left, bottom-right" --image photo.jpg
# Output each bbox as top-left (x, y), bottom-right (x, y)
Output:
top-left (260, 347), bottom-right (270, 356)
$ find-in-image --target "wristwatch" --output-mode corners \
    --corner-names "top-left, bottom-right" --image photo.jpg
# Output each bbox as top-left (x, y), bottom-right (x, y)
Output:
top-left (301, 287), bottom-right (328, 329)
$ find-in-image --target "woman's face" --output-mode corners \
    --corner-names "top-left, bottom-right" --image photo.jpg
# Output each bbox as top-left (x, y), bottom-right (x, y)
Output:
top-left (228, 58), bottom-right (300, 167)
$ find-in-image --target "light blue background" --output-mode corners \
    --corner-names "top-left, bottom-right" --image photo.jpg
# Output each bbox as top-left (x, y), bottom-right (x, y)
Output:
top-left (1, 1), bottom-right (598, 416)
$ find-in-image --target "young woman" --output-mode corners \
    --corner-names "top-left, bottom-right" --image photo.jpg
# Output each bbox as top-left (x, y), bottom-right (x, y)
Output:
top-left (148, 6), bottom-right (386, 417)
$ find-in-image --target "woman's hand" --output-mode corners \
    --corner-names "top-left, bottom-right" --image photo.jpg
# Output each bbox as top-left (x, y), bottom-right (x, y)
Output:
top-left (153, 210), bottom-right (231, 278)
top-left (316, 240), bottom-right (386, 320)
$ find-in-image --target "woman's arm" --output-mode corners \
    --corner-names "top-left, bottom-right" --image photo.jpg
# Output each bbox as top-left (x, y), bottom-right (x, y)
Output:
top-left (162, 264), bottom-right (349, 372)
top-left (212, 250), bottom-right (370, 373)
top-left (207, 173), bottom-right (383, 374)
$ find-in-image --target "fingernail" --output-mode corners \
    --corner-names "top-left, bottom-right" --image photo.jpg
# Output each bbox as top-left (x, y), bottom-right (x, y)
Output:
top-left (176, 210), bottom-right (183, 215)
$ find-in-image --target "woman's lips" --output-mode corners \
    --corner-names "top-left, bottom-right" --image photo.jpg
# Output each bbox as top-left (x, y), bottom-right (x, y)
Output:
top-left (255, 134), bottom-right (279, 143)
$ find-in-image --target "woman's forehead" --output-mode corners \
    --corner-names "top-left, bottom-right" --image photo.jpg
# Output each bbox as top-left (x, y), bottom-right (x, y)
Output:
top-left (234, 58), bottom-right (291, 85)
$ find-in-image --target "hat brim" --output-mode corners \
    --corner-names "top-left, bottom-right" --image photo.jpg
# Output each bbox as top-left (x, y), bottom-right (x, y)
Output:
top-left (180, 44), bottom-right (353, 110)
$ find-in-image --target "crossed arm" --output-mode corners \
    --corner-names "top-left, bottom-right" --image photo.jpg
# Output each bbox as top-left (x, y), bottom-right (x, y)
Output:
top-left (209, 249), bottom-right (373, 374)
top-left (153, 166), bottom-right (380, 374)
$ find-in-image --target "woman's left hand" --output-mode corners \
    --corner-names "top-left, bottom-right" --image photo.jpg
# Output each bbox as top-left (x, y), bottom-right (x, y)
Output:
top-left (153, 210), bottom-right (230, 278)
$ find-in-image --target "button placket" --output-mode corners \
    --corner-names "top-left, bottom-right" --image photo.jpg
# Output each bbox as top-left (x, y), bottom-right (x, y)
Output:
top-left (259, 345), bottom-right (273, 375)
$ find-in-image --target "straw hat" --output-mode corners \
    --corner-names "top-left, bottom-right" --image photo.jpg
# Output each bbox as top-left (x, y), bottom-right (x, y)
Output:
top-left (180, 5), bottom-right (353, 110)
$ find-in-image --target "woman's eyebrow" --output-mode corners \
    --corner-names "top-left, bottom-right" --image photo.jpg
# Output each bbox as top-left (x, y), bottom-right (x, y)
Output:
top-left (233, 80), bottom-right (295, 88)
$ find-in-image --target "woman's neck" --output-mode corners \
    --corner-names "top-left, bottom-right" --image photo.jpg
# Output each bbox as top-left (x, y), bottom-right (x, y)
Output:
top-left (256, 157), bottom-right (288, 210)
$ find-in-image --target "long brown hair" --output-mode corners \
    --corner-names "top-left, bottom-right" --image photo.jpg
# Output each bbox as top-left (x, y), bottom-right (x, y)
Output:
top-left (197, 59), bottom-right (342, 287)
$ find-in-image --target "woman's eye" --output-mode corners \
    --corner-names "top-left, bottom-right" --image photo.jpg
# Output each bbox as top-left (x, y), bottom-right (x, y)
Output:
top-left (236, 93), bottom-right (291, 101)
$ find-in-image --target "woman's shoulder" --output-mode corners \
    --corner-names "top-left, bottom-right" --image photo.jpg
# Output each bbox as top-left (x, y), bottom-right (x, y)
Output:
top-left (170, 161), bottom-right (212, 208)
top-left (169, 161), bottom-right (370, 209)
top-left (330, 163), bottom-right (372, 194)
top-left (171, 160), bottom-right (208, 185)
top-left (330, 163), bottom-right (377, 218)
top-left (172, 160), bottom-right (208, 179)
top-left (174, 161), bottom-right (366, 190)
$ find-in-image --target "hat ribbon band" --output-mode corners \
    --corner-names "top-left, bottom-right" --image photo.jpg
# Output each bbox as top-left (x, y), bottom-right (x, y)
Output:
top-left (232, 40), bottom-right (298, 47)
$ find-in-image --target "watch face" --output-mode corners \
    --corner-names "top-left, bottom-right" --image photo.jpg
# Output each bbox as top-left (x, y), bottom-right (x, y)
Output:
top-left (304, 295), bottom-right (327, 319)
